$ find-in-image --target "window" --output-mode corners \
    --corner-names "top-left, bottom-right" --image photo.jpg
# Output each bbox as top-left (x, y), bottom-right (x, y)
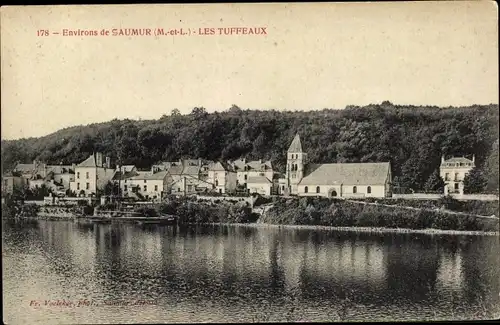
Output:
top-left (445, 173), bottom-right (450, 181)
top-left (124, 179), bottom-right (127, 183)
top-left (86, 183), bottom-right (90, 190)
top-left (178, 188), bottom-right (181, 192)
top-left (282, 186), bottom-right (285, 191)
top-left (259, 173), bottom-right (265, 176)
top-left (143, 185), bottom-right (147, 192)
top-left (215, 180), bottom-right (219, 186)
top-left (77, 172), bottom-right (80, 179)
top-left (367, 186), bottom-right (371, 194)
top-left (244, 175), bottom-right (247, 181)
top-left (77, 183), bottom-right (80, 190)
top-left (454, 173), bottom-right (459, 181)
top-left (144, 180), bottom-right (147, 183)
top-left (305, 186), bottom-right (308, 193)
top-left (219, 189), bottom-right (222, 194)
top-left (154, 185), bottom-right (158, 191)
top-left (454, 183), bottom-right (459, 190)
top-left (353, 186), bottom-right (357, 194)
top-left (124, 185), bottom-right (127, 191)
top-left (316, 186), bottom-right (320, 193)
top-left (86, 172), bottom-right (89, 179)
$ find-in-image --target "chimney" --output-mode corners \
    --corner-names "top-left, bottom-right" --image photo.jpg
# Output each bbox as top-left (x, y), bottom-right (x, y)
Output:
top-left (441, 155), bottom-right (445, 164)
top-left (472, 154), bottom-right (475, 163)
top-left (106, 157), bottom-right (110, 169)
top-left (71, 163), bottom-right (76, 170)
top-left (96, 152), bottom-right (103, 167)
top-left (198, 158), bottom-right (202, 167)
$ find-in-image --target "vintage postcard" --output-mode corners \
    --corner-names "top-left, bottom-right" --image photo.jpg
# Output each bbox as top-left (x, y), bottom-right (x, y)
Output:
top-left (1, 2), bottom-right (499, 324)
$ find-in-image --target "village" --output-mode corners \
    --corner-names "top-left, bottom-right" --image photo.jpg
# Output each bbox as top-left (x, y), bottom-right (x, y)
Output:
top-left (2, 133), bottom-right (478, 206)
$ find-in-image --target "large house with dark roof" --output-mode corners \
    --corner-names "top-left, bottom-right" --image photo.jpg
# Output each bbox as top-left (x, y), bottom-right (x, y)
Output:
top-left (439, 155), bottom-right (475, 195)
top-left (69, 152), bottom-right (115, 196)
top-left (280, 133), bottom-right (392, 198)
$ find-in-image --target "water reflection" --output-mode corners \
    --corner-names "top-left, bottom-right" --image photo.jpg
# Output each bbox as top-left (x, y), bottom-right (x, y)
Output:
top-left (3, 221), bottom-right (499, 323)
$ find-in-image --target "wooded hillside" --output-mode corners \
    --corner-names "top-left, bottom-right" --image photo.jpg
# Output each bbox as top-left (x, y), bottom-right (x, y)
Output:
top-left (2, 102), bottom-right (498, 192)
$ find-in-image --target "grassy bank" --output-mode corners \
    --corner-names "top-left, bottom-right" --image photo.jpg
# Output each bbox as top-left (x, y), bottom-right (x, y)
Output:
top-left (259, 197), bottom-right (499, 232)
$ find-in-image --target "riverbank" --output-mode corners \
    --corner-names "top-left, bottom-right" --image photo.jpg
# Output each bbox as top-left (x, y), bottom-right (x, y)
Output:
top-left (4, 195), bottom-right (498, 233)
top-left (195, 222), bottom-right (499, 236)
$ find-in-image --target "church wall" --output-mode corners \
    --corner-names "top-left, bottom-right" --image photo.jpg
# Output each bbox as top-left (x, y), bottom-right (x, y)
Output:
top-left (296, 184), bottom-right (387, 198)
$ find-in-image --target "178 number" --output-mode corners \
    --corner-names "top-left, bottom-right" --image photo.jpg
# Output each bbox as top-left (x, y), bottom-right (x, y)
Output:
top-left (37, 30), bottom-right (49, 36)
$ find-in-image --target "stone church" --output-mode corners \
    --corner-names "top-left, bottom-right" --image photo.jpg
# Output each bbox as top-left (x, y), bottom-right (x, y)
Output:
top-left (278, 133), bottom-right (392, 198)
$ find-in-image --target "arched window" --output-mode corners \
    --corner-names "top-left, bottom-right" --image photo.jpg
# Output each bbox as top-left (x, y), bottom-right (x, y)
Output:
top-left (367, 186), bottom-right (371, 194)
top-left (316, 186), bottom-right (320, 193)
top-left (304, 186), bottom-right (308, 193)
top-left (353, 186), bottom-right (357, 194)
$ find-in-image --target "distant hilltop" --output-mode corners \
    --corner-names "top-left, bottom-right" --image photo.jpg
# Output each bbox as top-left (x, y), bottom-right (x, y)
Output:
top-left (1, 103), bottom-right (498, 193)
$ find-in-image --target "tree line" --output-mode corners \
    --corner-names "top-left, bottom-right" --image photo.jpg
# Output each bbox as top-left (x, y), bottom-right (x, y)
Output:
top-left (1, 102), bottom-right (498, 193)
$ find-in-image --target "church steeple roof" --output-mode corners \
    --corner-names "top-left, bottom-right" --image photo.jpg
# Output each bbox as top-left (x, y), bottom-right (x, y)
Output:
top-left (287, 133), bottom-right (303, 153)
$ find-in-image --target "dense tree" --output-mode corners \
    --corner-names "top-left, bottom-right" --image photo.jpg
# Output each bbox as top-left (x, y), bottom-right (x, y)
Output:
top-left (463, 167), bottom-right (488, 194)
top-left (1, 103), bottom-right (498, 193)
top-left (424, 170), bottom-right (445, 193)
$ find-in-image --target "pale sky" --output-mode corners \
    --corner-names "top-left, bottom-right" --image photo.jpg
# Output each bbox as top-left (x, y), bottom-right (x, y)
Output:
top-left (1, 2), bottom-right (498, 140)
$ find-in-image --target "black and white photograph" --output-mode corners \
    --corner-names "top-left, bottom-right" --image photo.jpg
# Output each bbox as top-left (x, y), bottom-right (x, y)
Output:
top-left (1, 2), bottom-right (499, 323)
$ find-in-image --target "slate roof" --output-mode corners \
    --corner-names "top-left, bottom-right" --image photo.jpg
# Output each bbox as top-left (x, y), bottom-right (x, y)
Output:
top-left (14, 163), bottom-right (38, 173)
top-left (183, 165), bottom-right (201, 176)
top-left (209, 161), bottom-right (235, 172)
top-left (46, 165), bottom-right (74, 175)
top-left (299, 162), bottom-right (391, 186)
top-left (116, 165), bottom-right (136, 173)
top-left (129, 171), bottom-right (169, 181)
top-left (287, 133), bottom-right (303, 153)
top-left (232, 159), bottom-right (273, 171)
top-left (112, 170), bottom-right (139, 181)
top-left (443, 157), bottom-right (474, 164)
top-left (78, 154), bottom-right (98, 167)
top-left (247, 176), bottom-right (272, 184)
top-left (167, 165), bottom-right (184, 175)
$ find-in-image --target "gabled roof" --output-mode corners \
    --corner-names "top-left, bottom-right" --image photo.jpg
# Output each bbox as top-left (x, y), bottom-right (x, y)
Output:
top-left (167, 165), bottom-right (184, 175)
top-left (183, 165), bottom-right (200, 176)
top-left (209, 161), bottom-right (235, 172)
top-left (14, 163), bottom-right (37, 173)
top-left (232, 159), bottom-right (273, 171)
top-left (247, 176), bottom-right (272, 184)
top-left (112, 170), bottom-right (139, 180)
top-left (78, 154), bottom-right (98, 167)
top-left (46, 165), bottom-right (74, 175)
top-left (116, 165), bottom-right (136, 173)
top-left (299, 162), bottom-right (390, 186)
top-left (288, 133), bottom-right (303, 153)
top-left (129, 171), bottom-right (169, 181)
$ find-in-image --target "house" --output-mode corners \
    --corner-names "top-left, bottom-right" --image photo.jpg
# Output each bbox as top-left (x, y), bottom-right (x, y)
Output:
top-left (439, 155), bottom-right (475, 195)
top-left (246, 176), bottom-right (273, 196)
top-left (12, 161), bottom-right (47, 187)
top-left (231, 158), bottom-right (274, 188)
top-left (168, 175), bottom-right (214, 196)
top-left (1, 173), bottom-right (24, 195)
top-left (10, 161), bottom-right (75, 193)
top-left (150, 159), bottom-right (215, 195)
top-left (69, 153), bottom-right (115, 197)
top-left (207, 161), bottom-right (237, 194)
top-left (282, 133), bottom-right (392, 198)
top-left (122, 170), bottom-right (171, 201)
top-left (45, 165), bottom-right (75, 190)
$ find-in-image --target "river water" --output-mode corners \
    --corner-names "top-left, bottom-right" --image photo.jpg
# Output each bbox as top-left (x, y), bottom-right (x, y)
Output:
top-left (2, 220), bottom-right (499, 323)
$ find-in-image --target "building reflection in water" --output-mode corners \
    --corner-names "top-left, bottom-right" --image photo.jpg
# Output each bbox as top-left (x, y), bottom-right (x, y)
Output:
top-left (22, 221), bottom-right (500, 320)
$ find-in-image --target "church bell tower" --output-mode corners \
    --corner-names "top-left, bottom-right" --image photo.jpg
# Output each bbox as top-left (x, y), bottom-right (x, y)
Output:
top-left (286, 133), bottom-right (306, 195)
